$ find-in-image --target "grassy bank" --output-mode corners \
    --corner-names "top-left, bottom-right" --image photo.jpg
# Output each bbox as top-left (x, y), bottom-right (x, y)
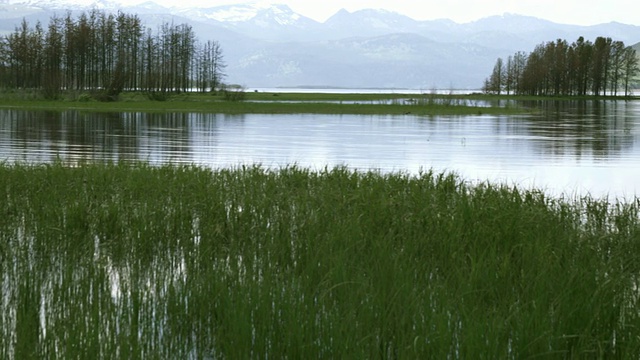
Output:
top-left (0, 90), bottom-right (525, 116)
top-left (1, 163), bottom-right (640, 358)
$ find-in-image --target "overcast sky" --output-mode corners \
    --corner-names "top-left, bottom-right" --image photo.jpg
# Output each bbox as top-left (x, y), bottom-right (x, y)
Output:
top-left (123, 0), bottom-right (639, 26)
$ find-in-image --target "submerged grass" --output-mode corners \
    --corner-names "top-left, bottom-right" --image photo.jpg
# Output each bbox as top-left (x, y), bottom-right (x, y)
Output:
top-left (1, 162), bottom-right (640, 358)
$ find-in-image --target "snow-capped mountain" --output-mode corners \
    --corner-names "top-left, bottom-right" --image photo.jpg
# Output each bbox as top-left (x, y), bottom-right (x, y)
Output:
top-left (181, 3), bottom-right (298, 24)
top-left (176, 3), bottom-right (321, 41)
top-left (3, 0), bottom-right (120, 9)
top-left (1, 0), bottom-right (639, 89)
top-left (325, 9), bottom-right (420, 35)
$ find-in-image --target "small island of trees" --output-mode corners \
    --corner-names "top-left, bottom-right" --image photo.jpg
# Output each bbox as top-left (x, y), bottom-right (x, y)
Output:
top-left (0, 10), bottom-right (227, 101)
top-left (483, 36), bottom-right (640, 97)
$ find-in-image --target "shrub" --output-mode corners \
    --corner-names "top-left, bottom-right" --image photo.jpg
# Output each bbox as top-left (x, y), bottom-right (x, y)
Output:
top-left (222, 86), bottom-right (246, 101)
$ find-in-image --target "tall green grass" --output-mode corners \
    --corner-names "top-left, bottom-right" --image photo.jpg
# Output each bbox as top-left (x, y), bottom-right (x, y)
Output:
top-left (1, 162), bottom-right (639, 358)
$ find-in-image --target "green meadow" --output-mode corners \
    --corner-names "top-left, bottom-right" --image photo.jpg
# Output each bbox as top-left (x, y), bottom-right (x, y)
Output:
top-left (1, 162), bottom-right (640, 358)
top-left (0, 90), bottom-right (525, 116)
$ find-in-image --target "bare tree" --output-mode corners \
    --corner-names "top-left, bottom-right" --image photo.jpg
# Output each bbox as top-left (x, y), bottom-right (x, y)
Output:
top-left (197, 40), bottom-right (226, 93)
top-left (42, 16), bottom-right (64, 99)
top-left (1, 10), bottom-right (225, 100)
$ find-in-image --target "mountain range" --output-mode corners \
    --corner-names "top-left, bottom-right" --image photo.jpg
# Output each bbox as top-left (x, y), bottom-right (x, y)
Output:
top-left (1, 0), bottom-right (640, 89)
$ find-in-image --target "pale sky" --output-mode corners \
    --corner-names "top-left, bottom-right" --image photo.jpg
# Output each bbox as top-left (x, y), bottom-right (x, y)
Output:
top-left (122, 0), bottom-right (640, 26)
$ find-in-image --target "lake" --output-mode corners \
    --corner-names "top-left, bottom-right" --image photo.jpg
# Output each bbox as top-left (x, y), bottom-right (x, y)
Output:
top-left (0, 99), bottom-right (638, 200)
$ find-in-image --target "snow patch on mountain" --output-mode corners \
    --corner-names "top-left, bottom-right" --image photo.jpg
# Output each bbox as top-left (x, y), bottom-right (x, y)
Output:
top-left (6, 0), bottom-right (119, 9)
top-left (196, 3), bottom-right (273, 22)
top-left (179, 2), bottom-right (300, 25)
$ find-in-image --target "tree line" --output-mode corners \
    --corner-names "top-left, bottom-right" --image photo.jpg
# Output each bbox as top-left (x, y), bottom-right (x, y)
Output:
top-left (0, 10), bottom-right (226, 100)
top-left (483, 36), bottom-right (639, 97)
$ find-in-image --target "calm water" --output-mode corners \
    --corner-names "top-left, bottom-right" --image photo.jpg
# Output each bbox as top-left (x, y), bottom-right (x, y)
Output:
top-left (1, 99), bottom-right (639, 199)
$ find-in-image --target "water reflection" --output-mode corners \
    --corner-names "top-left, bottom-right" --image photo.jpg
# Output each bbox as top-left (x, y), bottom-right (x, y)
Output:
top-left (0, 111), bottom-right (233, 164)
top-left (0, 99), bottom-right (639, 199)
top-left (501, 100), bottom-right (637, 160)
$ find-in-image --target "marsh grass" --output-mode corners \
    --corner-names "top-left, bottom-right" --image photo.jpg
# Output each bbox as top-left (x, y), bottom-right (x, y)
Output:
top-left (0, 91), bottom-right (524, 116)
top-left (1, 162), bottom-right (640, 358)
